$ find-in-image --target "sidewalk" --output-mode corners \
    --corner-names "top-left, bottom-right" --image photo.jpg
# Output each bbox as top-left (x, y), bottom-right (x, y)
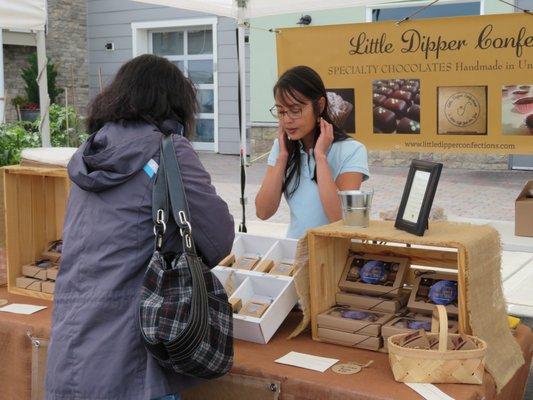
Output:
top-left (199, 152), bottom-right (533, 236)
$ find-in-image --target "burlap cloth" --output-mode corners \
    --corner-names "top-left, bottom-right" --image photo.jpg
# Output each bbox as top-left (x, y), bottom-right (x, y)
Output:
top-left (289, 220), bottom-right (525, 392)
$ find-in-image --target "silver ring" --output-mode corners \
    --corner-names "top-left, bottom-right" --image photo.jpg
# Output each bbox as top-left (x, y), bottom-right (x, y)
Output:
top-left (178, 210), bottom-right (189, 224)
top-left (153, 220), bottom-right (167, 236)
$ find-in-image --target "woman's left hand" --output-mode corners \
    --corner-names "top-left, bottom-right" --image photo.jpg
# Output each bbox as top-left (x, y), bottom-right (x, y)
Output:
top-left (315, 118), bottom-right (334, 158)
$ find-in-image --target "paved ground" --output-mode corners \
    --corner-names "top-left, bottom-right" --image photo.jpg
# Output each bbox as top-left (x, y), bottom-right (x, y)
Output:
top-left (199, 152), bottom-right (533, 234)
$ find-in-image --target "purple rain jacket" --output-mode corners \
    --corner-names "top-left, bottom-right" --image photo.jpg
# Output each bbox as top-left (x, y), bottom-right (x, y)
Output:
top-left (45, 120), bottom-right (234, 400)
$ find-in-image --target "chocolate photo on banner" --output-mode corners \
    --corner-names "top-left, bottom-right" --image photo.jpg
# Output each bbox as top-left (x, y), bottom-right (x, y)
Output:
top-left (437, 86), bottom-right (487, 135)
top-left (326, 88), bottom-right (355, 134)
top-left (501, 84), bottom-right (533, 135)
top-left (372, 79), bottom-right (420, 134)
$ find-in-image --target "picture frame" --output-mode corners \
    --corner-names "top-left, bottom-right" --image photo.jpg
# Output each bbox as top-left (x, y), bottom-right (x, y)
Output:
top-left (395, 160), bottom-right (443, 236)
top-left (338, 253), bottom-right (410, 298)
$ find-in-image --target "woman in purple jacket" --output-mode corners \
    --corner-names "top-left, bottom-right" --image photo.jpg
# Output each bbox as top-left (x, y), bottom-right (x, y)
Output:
top-left (45, 55), bottom-right (235, 400)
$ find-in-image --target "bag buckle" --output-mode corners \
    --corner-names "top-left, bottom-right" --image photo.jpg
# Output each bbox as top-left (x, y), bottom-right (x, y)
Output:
top-left (178, 211), bottom-right (193, 249)
top-left (178, 211), bottom-right (192, 234)
top-left (153, 209), bottom-right (167, 250)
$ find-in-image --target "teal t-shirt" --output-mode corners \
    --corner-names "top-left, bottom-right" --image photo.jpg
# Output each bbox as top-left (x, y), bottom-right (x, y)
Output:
top-left (267, 138), bottom-right (370, 239)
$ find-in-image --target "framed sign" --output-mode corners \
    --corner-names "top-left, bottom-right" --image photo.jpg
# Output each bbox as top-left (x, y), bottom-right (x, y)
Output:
top-left (395, 160), bottom-right (443, 236)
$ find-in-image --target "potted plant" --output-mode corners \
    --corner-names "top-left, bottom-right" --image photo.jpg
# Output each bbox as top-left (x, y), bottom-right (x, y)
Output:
top-left (18, 53), bottom-right (63, 122)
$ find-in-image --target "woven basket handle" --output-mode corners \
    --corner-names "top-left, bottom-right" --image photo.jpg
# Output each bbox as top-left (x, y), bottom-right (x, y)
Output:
top-left (431, 305), bottom-right (448, 352)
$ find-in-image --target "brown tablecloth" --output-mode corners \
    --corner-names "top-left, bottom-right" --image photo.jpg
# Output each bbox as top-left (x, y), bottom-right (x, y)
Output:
top-left (0, 287), bottom-right (531, 400)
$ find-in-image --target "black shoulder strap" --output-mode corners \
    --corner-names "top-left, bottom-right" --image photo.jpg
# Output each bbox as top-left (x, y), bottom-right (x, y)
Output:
top-left (152, 133), bottom-right (197, 256)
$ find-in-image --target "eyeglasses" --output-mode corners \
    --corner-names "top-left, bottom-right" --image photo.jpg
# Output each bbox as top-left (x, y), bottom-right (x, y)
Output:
top-left (269, 105), bottom-right (303, 120)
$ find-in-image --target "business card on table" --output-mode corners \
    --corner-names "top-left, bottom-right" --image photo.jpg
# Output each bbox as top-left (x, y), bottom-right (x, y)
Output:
top-left (405, 383), bottom-right (455, 400)
top-left (0, 303), bottom-right (47, 315)
top-left (275, 351), bottom-right (339, 373)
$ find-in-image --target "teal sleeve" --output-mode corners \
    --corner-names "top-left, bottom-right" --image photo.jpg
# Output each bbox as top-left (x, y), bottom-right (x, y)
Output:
top-left (267, 139), bottom-right (280, 167)
top-left (337, 140), bottom-right (370, 181)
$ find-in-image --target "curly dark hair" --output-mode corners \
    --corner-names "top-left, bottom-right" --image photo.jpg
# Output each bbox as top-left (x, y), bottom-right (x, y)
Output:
top-left (87, 54), bottom-right (198, 136)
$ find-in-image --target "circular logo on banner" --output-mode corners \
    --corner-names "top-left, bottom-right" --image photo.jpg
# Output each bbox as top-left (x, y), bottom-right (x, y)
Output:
top-left (444, 92), bottom-right (481, 127)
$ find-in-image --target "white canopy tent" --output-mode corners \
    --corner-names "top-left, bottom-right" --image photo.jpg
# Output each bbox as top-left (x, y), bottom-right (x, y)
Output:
top-left (133, 0), bottom-right (397, 19)
top-left (134, 0), bottom-right (397, 232)
top-left (134, 0), bottom-right (397, 158)
top-left (0, 0), bottom-right (50, 146)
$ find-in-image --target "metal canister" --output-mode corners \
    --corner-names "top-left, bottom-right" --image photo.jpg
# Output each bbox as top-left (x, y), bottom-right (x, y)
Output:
top-left (338, 189), bottom-right (374, 227)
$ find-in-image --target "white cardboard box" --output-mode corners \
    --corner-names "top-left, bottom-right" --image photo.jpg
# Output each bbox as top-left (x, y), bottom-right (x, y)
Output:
top-left (231, 234), bottom-right (279, 260)
top-left (213, 266), bottom-right (298, 344)
top-left (263, 238), bottom-right (298, 274)
top-left (232, 233), bottom-right (298, 274)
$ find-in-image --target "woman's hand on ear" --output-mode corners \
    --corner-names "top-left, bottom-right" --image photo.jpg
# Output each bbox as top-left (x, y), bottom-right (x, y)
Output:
top-left (315, 118), bottom-right (334, 159)
top-left (277, 125), bottom-right (289, 158)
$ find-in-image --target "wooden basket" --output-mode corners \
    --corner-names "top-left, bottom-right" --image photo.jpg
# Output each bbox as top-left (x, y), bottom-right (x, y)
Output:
top-left (388, 305), bottom-right (487, 384)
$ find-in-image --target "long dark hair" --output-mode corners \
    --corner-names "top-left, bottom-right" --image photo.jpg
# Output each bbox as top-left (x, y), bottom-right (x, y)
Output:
top-left (274, 65), bottom-right (349, 198)
top-left (87, 54), bottom-right (198, 136)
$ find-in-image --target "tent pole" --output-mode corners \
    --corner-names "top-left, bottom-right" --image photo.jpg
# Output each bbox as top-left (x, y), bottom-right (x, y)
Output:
top-left (0, 28), bottom-right (5, 123)
top-left (236, 23), bottom-right (247, 233)
top-left (238, 25), bottom-right (247, 162)
top-left (36, 29), bottom-right (51, 147)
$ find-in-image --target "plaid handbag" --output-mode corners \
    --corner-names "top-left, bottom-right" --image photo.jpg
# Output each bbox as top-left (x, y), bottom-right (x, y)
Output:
top-left (139, 132), bottom-right (233, 379)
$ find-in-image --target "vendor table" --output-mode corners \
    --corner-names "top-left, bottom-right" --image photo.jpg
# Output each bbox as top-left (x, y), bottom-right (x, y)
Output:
top-left (0, 287), bottom-right (531, 400)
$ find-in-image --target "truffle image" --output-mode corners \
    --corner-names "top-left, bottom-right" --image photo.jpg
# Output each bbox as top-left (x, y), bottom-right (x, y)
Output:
top-left (512, 89), bottom-right (529, 100)
top-left (373, 107), bottom-right (397, 133)
top-left (326, 88), bottom-right (356, 133)
top-left (397, 117), bottom-right (420, 134)
top-left (514, 97), bottom-right (533, 115)
top-left (382, 98), bottom-right (408, 119)
top-left (501, 83), bottom-right (533, 135)
top-left (373, 79), bottom-right (421, 134)
top-left (373, 93), bottom-right (387, 106)
top-left (526, 114), bottom-right (533, 135)
top-left (406, 104), bottom-right (420, 121)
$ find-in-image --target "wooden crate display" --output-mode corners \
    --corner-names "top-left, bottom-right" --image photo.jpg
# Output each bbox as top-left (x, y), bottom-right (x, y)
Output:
top-left (307, 221), bottom-right (470, 344)
top-left (2, 165), bottom-right (70, 300)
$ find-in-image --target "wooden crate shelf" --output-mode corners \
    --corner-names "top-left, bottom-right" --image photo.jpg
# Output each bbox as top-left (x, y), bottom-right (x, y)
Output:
top-left (307, 220), bottom-right (472, 343)
top-left (2, 165), bottom-right (70, 301)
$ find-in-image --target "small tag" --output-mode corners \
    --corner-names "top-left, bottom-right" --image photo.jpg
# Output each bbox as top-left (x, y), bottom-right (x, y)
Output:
top-left (143, 159), bottom-right (159, 178)
top-left (332, 363), bottom-right (362, 375)
top-left (332, 360), bottom-right (373, 375)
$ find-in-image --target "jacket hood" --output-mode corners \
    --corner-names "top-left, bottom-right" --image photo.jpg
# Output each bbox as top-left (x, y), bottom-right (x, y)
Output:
top-left (68, 120), bottom-right (183, 192)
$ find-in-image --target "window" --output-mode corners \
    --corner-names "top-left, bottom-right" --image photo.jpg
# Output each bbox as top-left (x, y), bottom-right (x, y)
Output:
top-left (370, 1), bottom-right (481, 22)
top-left (149, 23), bottom-right (216, 149)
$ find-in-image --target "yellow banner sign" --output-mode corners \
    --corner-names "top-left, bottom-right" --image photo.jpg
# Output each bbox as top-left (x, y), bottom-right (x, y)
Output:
top-left (276, 13), bottom-right (533, 154)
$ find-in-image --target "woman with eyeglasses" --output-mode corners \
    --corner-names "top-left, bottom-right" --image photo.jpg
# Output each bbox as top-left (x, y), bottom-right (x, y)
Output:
top-left (255, 65), bottom-right (369, 239)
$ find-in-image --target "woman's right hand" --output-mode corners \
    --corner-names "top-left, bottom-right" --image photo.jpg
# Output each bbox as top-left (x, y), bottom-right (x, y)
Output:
top-left (277, 126), bottom-right (289, 158)
top-left (255, 126), bottom-right (288, 220)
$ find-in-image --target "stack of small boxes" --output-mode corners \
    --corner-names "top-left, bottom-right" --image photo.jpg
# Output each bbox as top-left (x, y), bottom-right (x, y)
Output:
top-left (317, 253), bottom-right (410, 351)
top-left (381, 271), bottom-right (459, 352)
top-left (16, 240), bottom-right (61, 295)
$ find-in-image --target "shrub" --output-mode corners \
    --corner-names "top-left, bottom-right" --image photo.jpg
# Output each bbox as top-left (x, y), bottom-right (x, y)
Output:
top-left (21, 53), bottom-right (63, 106)
top-left (0, 105), bottom-right (88, 167)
